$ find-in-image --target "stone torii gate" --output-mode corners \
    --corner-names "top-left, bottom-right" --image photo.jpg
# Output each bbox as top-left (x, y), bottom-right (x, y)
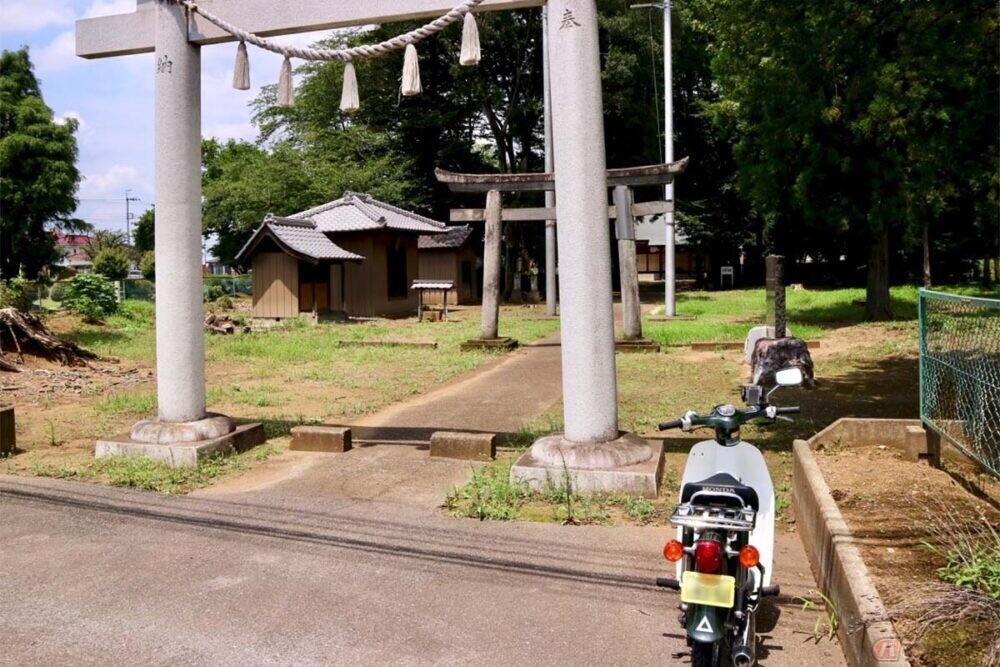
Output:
top-left (79, 0), bottom-right (661, 488)
top-left (77, 0), bottom-right (546, 456)
top-left (437, 159), bottom-right (687, 352)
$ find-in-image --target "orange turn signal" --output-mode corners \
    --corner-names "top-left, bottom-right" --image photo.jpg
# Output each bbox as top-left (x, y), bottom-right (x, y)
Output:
top-left (663, 539), bottom-right (685, 562)
top-left (739, 545), bottom-right (760, 569)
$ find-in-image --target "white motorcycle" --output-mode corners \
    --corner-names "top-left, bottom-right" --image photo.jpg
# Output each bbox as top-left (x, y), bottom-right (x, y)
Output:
top-left (655, 367), bottom-right (805, 667)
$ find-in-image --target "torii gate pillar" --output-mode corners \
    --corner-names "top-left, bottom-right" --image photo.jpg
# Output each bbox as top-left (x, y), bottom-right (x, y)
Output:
top-left (545, 0), bottom-right (618, 444)
top-left (152, 0), bottom-right (207, 423)
top-left (513, 0), bottom-right (659, 495)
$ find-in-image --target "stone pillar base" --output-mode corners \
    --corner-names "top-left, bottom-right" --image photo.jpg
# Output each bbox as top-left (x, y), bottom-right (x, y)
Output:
top-left (460, 337), bottom-right (519, 352)
top-left (96, 414), bottom-right (264, 468)
top-left (510, 433), bottom-right (664, 498)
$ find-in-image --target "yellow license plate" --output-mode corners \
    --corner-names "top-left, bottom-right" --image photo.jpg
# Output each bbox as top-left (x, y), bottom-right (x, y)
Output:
top-left (680, 571), bottom-right (736, 608)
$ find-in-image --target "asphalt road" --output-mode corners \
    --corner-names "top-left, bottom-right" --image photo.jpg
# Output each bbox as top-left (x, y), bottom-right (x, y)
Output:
top-left (0, 476), bottom-right (844, 666)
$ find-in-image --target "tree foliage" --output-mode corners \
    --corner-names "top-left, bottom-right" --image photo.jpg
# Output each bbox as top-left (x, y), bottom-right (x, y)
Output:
top-left (93, 247), bottom-right (130, 282)
top-left (133, 208), bottom-right (155, 254)
top-left (83, 230), bottom-right (127, 260)
top-left (198, 4), bottom-right (997, 317)
top-left (0, 49), bottom-right (84, 280)
top-left (700, 0), bottom-right (999, 317)
top-left (139, 251), bottom-right (155, 282)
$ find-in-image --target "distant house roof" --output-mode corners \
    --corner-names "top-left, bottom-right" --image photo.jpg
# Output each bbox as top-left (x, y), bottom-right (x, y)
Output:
top-left (418, 225), bottom-right (473, 250)
top-left (290, 191), bottom-right (447, 235)
top-left (235, 215), bottom-right (365, 264)
top-left (635, 214), bottom-right (689, 247)
top-left (55, 233), bottom-right (91, 247)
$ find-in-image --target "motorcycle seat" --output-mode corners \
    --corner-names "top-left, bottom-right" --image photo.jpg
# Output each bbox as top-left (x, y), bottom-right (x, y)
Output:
top-left (681, 472), bottom-right (759, 510)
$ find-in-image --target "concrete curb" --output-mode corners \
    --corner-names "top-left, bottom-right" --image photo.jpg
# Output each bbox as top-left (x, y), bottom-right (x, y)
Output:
top-left (793, 438), bottom-right (909, 667)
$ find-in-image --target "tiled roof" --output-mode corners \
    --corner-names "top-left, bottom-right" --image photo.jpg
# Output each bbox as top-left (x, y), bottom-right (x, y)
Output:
top-left (290, 192), bottom-right (447, 235)
top-left (418, 225), bottom-right (473, 250)
top-left (235, 216), bottom-right (364, 263)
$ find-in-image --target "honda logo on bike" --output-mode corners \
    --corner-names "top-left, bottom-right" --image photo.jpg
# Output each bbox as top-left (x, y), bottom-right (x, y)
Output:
top-left (873, 638), bottom-right (901, 661)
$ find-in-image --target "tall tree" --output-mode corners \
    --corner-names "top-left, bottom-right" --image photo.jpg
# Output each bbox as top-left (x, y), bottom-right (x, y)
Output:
top-left (0, 49), bottom-right (84, 279)
top-left (703, 0), bottom-right (998, 318)
top-left (600, 2), bottom-right (754, 285)
top-left (133, 208), bottom-right (155, 254)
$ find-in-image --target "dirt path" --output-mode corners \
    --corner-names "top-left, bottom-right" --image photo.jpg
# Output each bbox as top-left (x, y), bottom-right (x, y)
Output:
top-left (199, 332), bottom-right (564, 500)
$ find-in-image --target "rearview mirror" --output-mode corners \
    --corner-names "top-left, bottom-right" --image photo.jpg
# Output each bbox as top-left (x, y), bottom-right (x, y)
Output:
top-left (775, 367), bottom-right (804, 387)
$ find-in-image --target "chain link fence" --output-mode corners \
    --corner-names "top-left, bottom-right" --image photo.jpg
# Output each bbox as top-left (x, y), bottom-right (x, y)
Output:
top-left (34, 275), bottom-right (252, 308)
top-left (919, 289), bottom-right (1000, 476)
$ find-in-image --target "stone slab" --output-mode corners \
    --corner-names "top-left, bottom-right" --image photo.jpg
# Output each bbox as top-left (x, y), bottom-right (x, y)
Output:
top-left (96, 422), bottom-right (265, 468)
top-left (429, 431), bottom-right (496, 461)
top-left (614, 338), bottom-right (660, 353)
top-left (808, 417), bottom-right (973, 468)
top-left (337, 339), bottom-right (437, 349)
top-left (460, 337), bottom-right (519, 352)
top-left (510, 438), bottom-right (664, 498)
top-left (1, 405), bottom-right (14, 456)
top-left (690, 339), bottom-right (820, 352)
top-left (647, 315), bottom-right (697, 322)
top-left (290, 425), bottom-right (352, 453)
top-left (743, 324), bottom-right (794, 363)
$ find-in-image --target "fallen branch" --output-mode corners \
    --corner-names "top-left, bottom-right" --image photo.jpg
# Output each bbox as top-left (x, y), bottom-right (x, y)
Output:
top-left (0, 308), bottom-right (99, 368)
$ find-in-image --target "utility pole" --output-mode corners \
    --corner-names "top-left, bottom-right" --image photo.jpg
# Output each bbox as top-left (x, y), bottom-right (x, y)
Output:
top-left (125, 189), bottom-right (141, 247)
top-left (542, 4), bottom-right (557, 316)
top-left (631, 1), bottom-right (675, 316)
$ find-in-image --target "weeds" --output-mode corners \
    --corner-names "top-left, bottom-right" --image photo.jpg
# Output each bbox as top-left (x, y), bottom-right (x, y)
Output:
top-left (30, 445), bottom-right (284, 494)
top-left (445, 461), bottom-right (528, 521)
top-left (794, 590), bottom-right (839, 642)
top-left (921, 503), bottom-right (1000, 599)
top-left (45, 419), bottom-right (61, 447)
top-left (96, 391), bottom-right (157, 415)
top-left (886, 501), bottom-right (1000, 666)
top-left (447, 458), bottom-right (658, 525)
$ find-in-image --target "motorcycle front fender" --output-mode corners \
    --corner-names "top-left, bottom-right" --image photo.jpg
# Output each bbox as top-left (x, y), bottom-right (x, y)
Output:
top-left (686, 604), bottom-right (726, 644)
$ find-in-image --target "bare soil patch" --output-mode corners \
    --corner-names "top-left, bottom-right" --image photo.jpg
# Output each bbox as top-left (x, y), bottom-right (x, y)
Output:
top-left (816, 446), bottom-right (1000, 666)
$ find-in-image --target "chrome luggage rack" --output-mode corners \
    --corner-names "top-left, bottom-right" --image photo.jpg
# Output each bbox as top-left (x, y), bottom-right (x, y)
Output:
top-left (669, 503), bottom-right (756, 532)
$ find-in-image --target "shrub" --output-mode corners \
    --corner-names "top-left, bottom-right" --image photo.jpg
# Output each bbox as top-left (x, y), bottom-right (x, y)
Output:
top-left (139, 251), bottom-right (155, 282)
top-left (49, 281), bottom-right (68, 303)
top-left (93, 247), bottom-right (130, 282)
top-left (64, 273), bottom-right (118, 322)
top-left (203, 284), bottom-right (224, 303)
top-left (0, 277), bottom-right (33, 311)
top-left (217, 295), bottom-right (233, 310)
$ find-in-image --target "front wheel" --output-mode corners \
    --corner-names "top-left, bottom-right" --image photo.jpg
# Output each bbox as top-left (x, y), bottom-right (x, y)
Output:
top-left (691, 640), bottom-right (720, 667)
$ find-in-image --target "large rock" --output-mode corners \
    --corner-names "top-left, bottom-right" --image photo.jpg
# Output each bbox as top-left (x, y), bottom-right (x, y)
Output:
top-left (751, 337), bottom-right (815, 387)
top-left (743, 325), bottom-right (793, 364)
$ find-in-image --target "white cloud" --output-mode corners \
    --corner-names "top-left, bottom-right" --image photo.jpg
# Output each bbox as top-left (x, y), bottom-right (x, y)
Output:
top-left (33, 30), bottom-right (77, 72)
top-left (82, 0), bottom-right (138, 19)
top-left (0, 0), bottom-right (75, 33)
top-left (81, 163), bottom-right (138, 197)
top-left (55, 108), bottom-right (85, 128)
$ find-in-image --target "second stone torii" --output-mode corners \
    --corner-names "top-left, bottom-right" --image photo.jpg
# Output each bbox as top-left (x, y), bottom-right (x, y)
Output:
top-left (436, 158), bottom-right (688, 352)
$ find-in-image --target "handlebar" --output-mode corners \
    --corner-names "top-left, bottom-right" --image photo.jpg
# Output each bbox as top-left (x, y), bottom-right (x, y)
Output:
top-left (774, 406), bottom-right (800, 415)
top-left (658, 419), bottom-right (684, 431)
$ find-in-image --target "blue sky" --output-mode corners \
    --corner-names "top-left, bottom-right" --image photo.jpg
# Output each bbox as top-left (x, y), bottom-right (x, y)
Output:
top-left (1, 0), bottom-right (332, 234)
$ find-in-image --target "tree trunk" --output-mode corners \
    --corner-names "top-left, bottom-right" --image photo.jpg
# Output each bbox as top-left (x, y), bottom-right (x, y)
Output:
top-left (922, 219), bottom-right (931, 288)
top-left (866, 226), bottom-right (893, 321)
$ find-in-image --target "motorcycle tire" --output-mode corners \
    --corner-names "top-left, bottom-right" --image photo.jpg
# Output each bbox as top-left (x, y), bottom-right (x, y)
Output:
top-left (691, 640), bottom-right (720, 667)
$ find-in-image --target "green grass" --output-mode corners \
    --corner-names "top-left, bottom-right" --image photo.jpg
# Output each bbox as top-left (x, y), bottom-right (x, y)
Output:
top-left (96, 390), bottom-right (158, 415)
top-left (643, 284), bottom-right (998, 347)
top-left (30, 445), bottom-right (285, 494)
